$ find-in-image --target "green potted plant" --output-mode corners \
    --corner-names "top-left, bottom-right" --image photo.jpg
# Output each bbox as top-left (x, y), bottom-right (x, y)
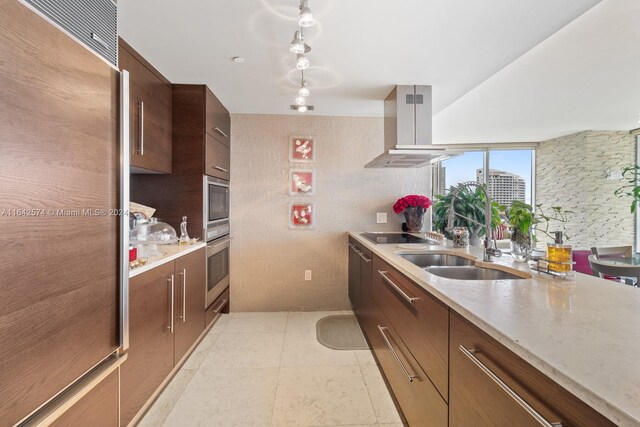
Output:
top-left (507, 201), bottom-right (571, 261)
top-left (433, 185), bottom-right (503, 246)
top-left (614, 165), bottom-right (640, 212)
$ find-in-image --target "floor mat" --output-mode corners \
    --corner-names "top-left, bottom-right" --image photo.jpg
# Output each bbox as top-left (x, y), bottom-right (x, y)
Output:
top-left (316, 315), bottom-right (369, 350)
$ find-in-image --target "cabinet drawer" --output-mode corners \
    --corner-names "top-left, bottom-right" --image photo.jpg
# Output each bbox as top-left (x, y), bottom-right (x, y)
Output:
top-left (450, 312), bottom-right (616, 427)
top-left (206, 286), bottom-right (229, 327)
top-left (205, 134), bottom-right (230, 180)
top-left (205, 88), bottom-right (230, 146)
top-left (372, 256), bottom-right (449, 401)
top-left (368, 306), bottom-right (447, 427)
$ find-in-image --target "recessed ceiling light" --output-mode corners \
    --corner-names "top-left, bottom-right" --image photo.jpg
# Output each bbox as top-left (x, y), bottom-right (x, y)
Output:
top-left (232, 56), bottom-right (245, 63)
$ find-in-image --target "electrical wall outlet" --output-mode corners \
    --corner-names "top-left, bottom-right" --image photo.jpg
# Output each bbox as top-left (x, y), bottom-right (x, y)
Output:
top-left (376, 212), bottom-right (388, 224)
top-left (305, 270), bottom-right (312, 281)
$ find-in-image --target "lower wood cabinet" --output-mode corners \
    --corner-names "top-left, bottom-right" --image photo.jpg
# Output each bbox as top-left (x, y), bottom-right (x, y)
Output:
top-left (449, 311), bottom-right (616, 427)
top-left (372, 255), bottom-right (449, 401)
top-left (51, 370), bottom-right (120, 427)
top-left (121, 262), bottom-right (175, 425)
top-left (367, 303), bottom-right (448, 427)
top-left (206, 286), bottom-right (230, 327)
top-left (174, 249), bottom-right (206, 362)
top-left (121, 248), bottom-right (207, 425)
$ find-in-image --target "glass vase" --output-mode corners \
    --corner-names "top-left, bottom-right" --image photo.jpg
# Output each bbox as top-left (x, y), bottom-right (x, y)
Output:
top-left (510, 229), bottom-right (533, 262)
top-left (403, 206), bottom-right (425, 232)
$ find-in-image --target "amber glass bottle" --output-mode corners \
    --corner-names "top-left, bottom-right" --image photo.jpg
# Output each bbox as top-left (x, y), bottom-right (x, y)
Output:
top-left (547, 231), bottom-right (572, 273)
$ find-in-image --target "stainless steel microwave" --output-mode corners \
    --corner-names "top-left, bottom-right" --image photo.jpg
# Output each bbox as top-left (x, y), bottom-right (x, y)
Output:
top-left (203, 175), bottom-right (229, 242)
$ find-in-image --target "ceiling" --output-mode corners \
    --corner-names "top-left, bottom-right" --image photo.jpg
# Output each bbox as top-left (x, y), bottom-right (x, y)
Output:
top-left (119, 0), bottom-right (640, 143)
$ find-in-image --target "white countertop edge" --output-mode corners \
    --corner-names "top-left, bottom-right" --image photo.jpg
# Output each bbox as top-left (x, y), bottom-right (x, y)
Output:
top-left (348, 231), bottom-right (637, 427)
top-left (129, 242), bottom-right (207, 278)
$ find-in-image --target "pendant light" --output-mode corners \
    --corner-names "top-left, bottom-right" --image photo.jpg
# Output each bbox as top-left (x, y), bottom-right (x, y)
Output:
top-left (297, 105), bottom-right (308, 113)
top-left (296, 53), bottom-right (309, 70)
top-left (298, 80), bottom-right (309, 97)
top-left (298, 0), bottom-right (315, 27)
top-left (289, 30), bottom-right (305, 54)
top-left (295, 95), bottom-right (306, 106)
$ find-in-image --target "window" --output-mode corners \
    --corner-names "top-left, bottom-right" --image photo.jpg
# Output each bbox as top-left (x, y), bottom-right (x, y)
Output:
top-left (432, 148), bottom-right (534, 208)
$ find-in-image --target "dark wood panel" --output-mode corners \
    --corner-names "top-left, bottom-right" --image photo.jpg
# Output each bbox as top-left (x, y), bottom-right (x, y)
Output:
top-left (372, 255), bottom-right (449, 401)
top-left (121, 263), bottom-right (175, 425)
top-left (206, 287), bottom-right (230, 327)
top-left (51, 370), bottom-right (119, 427)
top-left (0, 2), bottom-right (119, 424)
top-left (449, 312), bottom-right (616, 427)
top-left (174, 248), bottom-right (206, 362)
top-left (131, 173), bottom-right (204, 240)
top-left (368, 307), bottom-right (447, 427)
top-left (205, 134), bottom-right (230, 180)
top-left (348, 243), bottom-right (361, 311)
top-left (119, 38), bottom-right (172, 174)
top-left (205, 87), bottom-right (230, 147)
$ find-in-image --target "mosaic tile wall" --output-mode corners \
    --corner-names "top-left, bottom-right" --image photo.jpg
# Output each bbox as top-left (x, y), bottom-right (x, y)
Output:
top-left (229, 114), bottom-right (431, 312)
top-left (536, 130), bottom-right (635, 249)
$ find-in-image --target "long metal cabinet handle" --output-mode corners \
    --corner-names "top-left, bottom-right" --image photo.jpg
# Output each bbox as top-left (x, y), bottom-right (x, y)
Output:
top-left (358, 252), bottom-right (371, 263)
top-left (458, 345), bottom-right (563, 427)
top-left (214, 165), bottom-right (229, 173)
top-left (213, 298), bottom-right (228, 314)
top-left (168, 275), bottom-right (175, 334)
top-left (119, 70), bottom-right (130, 351)
top-left (349, 244), bottom-right (362, 254)
top-left (378, 325), bottom-right (418, 383)
top-left (138, 100), bottom-right (144, 155)
top-left (378, 271), bottom-right (418, 305)
top-left (180, 268), bottom-right (187, 322)
top-left (214, 127), bottom-right (229, 138)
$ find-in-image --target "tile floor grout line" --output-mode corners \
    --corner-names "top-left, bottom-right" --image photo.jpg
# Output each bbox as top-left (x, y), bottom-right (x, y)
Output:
top-left (356, 347), bottom-right (382, 426)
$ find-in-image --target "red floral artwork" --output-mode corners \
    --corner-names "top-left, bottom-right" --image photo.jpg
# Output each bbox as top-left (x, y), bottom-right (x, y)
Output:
top-left (291, 137), bottom-right (314, 161)
top-left (291, 171), bottom-right (313, 194)
top-left (393, 194), bottom-right (432, 214)
top-left (291, 204), bottom-right (313, 226)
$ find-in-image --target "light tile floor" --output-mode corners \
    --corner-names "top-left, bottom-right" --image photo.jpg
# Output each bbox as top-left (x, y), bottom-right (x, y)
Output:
top-left (139, 311), bottom-right (405, 427)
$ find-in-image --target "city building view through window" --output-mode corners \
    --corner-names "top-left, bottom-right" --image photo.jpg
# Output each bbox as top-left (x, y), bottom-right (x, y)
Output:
top-left (432, 149), bottom-right (533, 207)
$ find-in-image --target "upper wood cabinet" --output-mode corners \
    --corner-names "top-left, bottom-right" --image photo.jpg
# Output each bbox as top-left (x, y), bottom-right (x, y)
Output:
top-left (173, 84), bottom-right (231, 180)
top-left (119, 38), bottom-right (172, 174)
top-left (206, 89), bottom-right (231, 147)
top-left (174, 248), bottom-right (207, 362)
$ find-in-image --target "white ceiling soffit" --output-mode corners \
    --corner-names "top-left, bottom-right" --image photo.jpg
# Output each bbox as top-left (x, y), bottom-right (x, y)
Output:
top-left (118, 0), bottom-right (600, 117)
top-left (433, 0), bottom-right (640, 144)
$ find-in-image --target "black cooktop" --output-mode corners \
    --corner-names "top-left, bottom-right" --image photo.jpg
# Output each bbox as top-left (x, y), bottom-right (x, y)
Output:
top-left (361, 233), bottom-right (431, 245)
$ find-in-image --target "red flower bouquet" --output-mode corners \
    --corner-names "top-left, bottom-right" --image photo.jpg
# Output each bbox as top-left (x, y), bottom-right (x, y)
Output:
top-left (393, 195), bottom-right (432, 214)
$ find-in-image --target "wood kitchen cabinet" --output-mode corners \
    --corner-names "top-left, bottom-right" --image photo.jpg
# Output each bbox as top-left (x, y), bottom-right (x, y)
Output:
top-left (174, 248), bottom-right (207, 362)
top-left (206, 88), bottom-right (231, 147)
top-left (372, 255), bottom-right (449, 401)
top-left (121, 262), bottom-right (175, 425)
top-left (449, 311), bottom-right (616, 427)
top-left (348, 241), bottom-right (362, 311)
top-left (51, 370), bottom-right (120, 427)
top-left (206, 132), bottom-right (231, 180)
top-left (119, 38), bottom-right (172, 174)
top-left (121, 248), bottom-right (207, 425)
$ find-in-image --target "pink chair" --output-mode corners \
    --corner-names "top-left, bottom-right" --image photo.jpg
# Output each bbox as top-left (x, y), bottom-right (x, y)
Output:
top-left (572, 250), bottom-right (593, 275)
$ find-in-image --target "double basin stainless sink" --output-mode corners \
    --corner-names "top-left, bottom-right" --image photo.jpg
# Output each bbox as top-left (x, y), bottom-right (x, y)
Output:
top-left (398, 253), bottom-right (526, 281)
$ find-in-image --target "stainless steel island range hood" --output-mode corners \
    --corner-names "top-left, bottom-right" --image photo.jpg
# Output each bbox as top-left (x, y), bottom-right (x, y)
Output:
top-left (365, 85), bottom-right (460, 168)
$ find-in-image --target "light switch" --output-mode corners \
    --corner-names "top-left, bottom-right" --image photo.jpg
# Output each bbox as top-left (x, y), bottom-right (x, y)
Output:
top-left (305, 270), bottom-right (312, 281)
top-left (376, 212), bottom-right (388, 224)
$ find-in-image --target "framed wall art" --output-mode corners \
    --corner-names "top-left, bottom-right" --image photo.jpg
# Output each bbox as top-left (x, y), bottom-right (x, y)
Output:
top-left (289, 169), bottom-right (316, 195)
top-left (289, 202), bottom-right (315, 229)
top-left (289, 136), bottom-right (315, 163)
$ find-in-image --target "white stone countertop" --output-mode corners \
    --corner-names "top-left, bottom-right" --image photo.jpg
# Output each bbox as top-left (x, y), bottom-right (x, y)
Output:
top-left (348, 231), bottom-right (640, 427)
top-left (129, 242), bottom-right (206, 278)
